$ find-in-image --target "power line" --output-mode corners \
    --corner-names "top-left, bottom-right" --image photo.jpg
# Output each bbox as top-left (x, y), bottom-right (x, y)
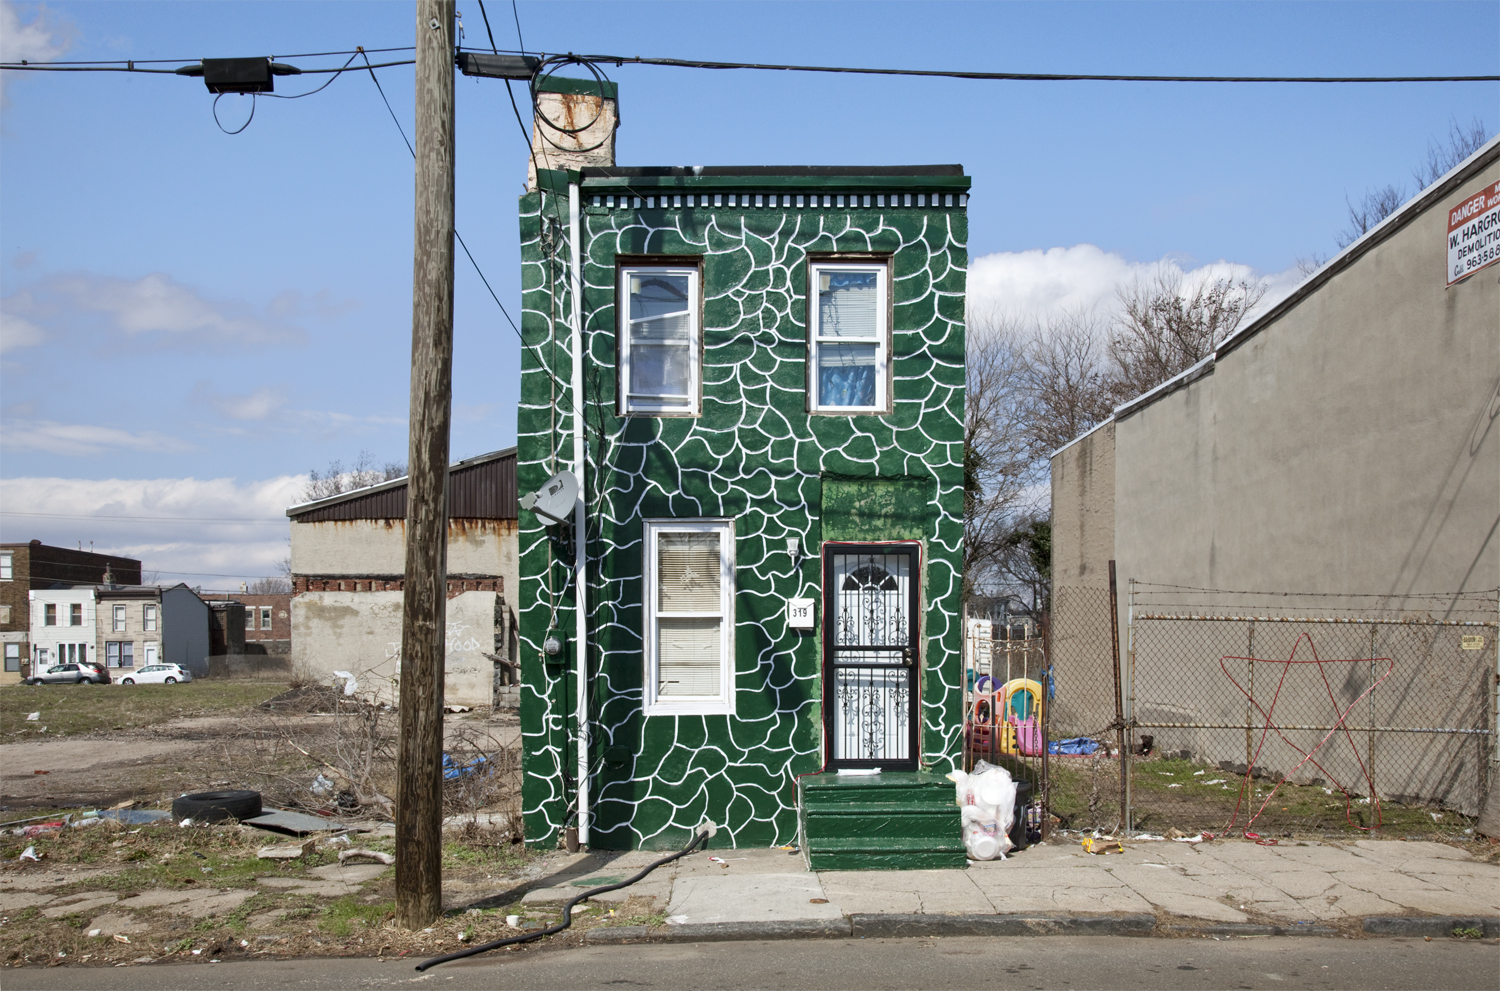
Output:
top-left (0, 58), bottom-right (414, 74)
top-left (563, 52), bottom-right (1500, 84)
top-left (2, 511), bottom-right (287, 525)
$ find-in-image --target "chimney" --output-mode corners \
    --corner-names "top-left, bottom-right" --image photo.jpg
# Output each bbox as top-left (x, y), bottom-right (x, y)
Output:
top-left (527, 76), bottom-right (618, 191)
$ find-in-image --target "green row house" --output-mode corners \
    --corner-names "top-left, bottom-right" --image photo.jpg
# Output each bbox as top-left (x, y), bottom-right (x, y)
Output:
top-left (516, 78), bottom-right (971, 868)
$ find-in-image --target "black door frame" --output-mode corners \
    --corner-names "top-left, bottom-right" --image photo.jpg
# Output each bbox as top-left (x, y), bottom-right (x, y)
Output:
top-left (821, 541), bottom-right (921, 770)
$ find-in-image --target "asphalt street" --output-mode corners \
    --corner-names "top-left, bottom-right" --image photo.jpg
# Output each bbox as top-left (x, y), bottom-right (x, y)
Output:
top-left (7, 935), bottom-right (1498, 990)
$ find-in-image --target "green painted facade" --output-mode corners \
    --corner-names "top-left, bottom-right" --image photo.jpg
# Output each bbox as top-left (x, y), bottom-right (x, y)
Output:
top-left (518, 166), bottom-right (970, 851)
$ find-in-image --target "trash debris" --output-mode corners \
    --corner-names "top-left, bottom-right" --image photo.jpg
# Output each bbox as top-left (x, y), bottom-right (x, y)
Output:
top-left (21, 822), bottom-right (64, 838)
top-left (32, 770), bottom-right (49, 775)
top-left (178, 818), bottom-right (194, 828)
top-left (113, 935), bottom-right (131, 944)
top-left (442, 752), bottom-right (492, 780)
top-left (1047, 737), bottom-right (1100, 756)
top-left (708, 856), bottom-right (746, 866)
top-left (506, 914), bottom-right (520, 927)
top-left (25, 712), bottom-right (39, 721)
top-left (949, 760), bottom-right (1017, 861)
top-left (338, 848), bottom-right (395, 865)
top-left (666, 915), bottom-right (689, 925)
top-left (257, 840), bottom-right (315, 861)
top-left (332, 670), bottom-right (359, 696)
top-left (1173, 832), bottom-right (1213, 843)
top-left (324, 835), bottom-right (352, 848)
top-left (443, 704), bottom-right (472, 713)
top-left (809, 897), bottom-right (829, 904)
top-left (310, 774), bottom-right (336, 797)
top-left (18, 846), bottom-right (39, 861)
top-left (1081, 838), bottom-right (1124, 855)
top-left (88, 929), bottom-right (102, 938)
top-left (243, 808), bottom-right (355, 835)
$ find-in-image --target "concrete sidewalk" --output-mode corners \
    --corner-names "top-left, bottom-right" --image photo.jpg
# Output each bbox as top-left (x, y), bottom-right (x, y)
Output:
top-left (514, 837), bottom-right (1500, 942)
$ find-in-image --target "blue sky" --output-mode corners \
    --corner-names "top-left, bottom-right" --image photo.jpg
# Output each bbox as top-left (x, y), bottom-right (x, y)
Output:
top-left (0, 0), bottom-right (1495, 586)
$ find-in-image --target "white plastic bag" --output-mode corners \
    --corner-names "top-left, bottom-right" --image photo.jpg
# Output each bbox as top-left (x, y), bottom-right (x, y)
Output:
top-left (946, 761), bottom-right (1017, 860)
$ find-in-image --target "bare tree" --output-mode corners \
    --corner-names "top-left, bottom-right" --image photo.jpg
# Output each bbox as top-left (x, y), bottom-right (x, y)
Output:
top-left (1336, 184), bottom-right (1407, 249)
top-left (1108, 268), bottom-right (1267, 398)
top-left (248, 575), bottom-right (292, 594)
top-left (963, 314), bottom-right (1036, 596)
top-left (304, 451), bottom-right (407, 502)
top-left (1413, 116), bottom-right (1491, 190)
top-left (1021, 310), bottom-right (1116, 460)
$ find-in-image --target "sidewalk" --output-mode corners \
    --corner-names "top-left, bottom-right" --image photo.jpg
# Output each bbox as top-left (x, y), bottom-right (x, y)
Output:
top-left (516, 837), bottom-right (1500, 942)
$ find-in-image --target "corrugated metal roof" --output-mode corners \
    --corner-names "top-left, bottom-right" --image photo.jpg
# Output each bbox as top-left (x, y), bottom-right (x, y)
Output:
top-left (287, 448), bottom-right (517, 523)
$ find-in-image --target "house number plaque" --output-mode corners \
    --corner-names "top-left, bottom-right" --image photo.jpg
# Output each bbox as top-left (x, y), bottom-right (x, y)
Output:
top-left (787, 598), bottom-right (815, 629)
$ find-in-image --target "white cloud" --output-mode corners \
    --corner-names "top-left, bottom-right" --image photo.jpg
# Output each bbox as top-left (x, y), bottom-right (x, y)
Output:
top-left (967, 244), bottom-right (1302, 328)
top-left (191, 382), bottom-right (289, 421)
top-left (0, 309), bottom-right (46, 353)
top-left (1, 419), bottom-right (192, 456)
top-left (0, 474), bottom-right (307, 588)
top-left (0, 3), bottom-right (73, 105)
top-left (3, 271), bottom-right (307, 351)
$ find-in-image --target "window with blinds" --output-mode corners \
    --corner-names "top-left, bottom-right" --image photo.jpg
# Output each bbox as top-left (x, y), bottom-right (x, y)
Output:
top-left (619, 266), bottom-right (701, 415)
top-left (644, 520), bottom-right (734, 715)
top-left (810, 262), bottom-right (889, 412)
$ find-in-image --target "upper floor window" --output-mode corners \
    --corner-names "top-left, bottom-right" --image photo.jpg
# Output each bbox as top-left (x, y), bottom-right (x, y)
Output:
top-left (618, 265), bottom-right (700, 415)
top-left (244, 607), bottom-right (255, 631)
top-left (44, 603), bottom-right (56, 626)
top-left (643, 519), bottom-right (735, 716)
top-left (261, 607), bottom-right (273, 630)
top-left (70, 603), bottom-right (83, 626)
top-left (113, 604), bottom-right (127, 632)
top-left (143, 604), bottom-right (158, 631)
top-left (809, 261), bottom-right (889, 413)
top-left (0, 552), bottom-right (12, 580)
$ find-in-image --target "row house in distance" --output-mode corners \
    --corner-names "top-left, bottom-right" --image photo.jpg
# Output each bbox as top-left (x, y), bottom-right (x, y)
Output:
top-left (95, 585), bottom-right (212, 677)
top-left (0, 541), bottom-right (141, 683)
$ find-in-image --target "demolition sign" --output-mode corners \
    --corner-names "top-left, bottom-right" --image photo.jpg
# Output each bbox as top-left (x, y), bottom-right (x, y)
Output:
top-left (1447, 180), bottom-right (1500, 286)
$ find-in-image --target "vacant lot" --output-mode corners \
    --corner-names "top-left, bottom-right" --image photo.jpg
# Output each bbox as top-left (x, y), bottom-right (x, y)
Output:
top-left (0, 682), bottom-right (287, 738)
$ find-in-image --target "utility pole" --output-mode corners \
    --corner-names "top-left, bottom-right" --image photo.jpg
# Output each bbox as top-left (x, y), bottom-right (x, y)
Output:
top-left (396, 0), bottom-right (455, 930)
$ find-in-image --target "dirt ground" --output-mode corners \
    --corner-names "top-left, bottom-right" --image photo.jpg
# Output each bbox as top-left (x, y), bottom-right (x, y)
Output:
top-left (0, 684), bottom-right (566, 971)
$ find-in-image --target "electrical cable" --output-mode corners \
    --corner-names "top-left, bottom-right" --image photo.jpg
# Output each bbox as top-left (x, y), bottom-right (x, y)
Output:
top-left (0, 58), bottom-right (413, 74)
top-left (1, 511), bottom-right (287, 525)
top-left (262, 51), bottom-right (361, 98)
top-left (413, 825), bottom-right (714, 971)
top-left (212, 92), bottom-right (256, 134)
top-left (562, 53), bottom-right (1500, 84)
top-left (0, 46), bottom-right (414, 66)
top-left (477, 0), bottom-right (534, 155)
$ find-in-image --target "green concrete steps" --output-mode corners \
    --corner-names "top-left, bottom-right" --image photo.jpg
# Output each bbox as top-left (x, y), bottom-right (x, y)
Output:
top-left (798, 771), bottom-right (965, 871)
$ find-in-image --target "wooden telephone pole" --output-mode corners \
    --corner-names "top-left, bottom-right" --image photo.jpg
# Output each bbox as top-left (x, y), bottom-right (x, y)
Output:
top-left (396, 0), bottom-right (455, 930)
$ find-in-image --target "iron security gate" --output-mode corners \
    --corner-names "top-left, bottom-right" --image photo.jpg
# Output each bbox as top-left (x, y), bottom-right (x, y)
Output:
top-left (824, 544), bottom-right (920, 770)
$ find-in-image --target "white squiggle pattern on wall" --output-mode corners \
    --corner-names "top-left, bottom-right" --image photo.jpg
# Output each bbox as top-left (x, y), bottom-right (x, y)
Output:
top-left (519, 189), bottom-right (967, 849)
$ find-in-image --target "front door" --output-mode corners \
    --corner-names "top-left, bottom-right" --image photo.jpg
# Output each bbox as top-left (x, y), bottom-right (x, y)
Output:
top-left (823, 543), bottom-right (920, 770)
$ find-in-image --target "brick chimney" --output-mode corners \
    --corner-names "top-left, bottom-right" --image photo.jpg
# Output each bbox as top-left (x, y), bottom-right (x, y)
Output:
top-left (526, 76), bottom-right (618, 190)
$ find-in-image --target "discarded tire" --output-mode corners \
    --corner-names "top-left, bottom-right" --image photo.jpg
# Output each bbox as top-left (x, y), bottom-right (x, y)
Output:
top-left (172, 790), bottom-right (262, 823)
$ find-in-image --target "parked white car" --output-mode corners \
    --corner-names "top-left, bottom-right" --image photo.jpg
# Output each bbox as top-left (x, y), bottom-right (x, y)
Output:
top-left (117, 664), bottom-right (193, 685)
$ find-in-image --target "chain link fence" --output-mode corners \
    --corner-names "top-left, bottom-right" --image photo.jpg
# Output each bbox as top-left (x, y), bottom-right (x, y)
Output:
top-left (1047, 585), bottom-right (1126, 833)
top-left (1124, 585), bottom-right (1496, 839)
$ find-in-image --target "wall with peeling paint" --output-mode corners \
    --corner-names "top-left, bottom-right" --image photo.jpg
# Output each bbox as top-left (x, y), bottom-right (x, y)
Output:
top-left (290, 518), bottom-right (517, 579)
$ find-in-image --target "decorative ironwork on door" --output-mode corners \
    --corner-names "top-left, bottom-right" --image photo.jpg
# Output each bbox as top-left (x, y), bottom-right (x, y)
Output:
top-left (824, 544), bottom-right (920, 768)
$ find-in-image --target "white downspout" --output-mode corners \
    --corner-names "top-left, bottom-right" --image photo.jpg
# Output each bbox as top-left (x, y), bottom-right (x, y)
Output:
top-left (568, 181), bottom-right (590, 848)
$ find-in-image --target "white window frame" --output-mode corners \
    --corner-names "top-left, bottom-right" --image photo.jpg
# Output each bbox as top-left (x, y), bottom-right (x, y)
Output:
top-left (617, 264), bottom-right (701, 416)
top-left (642, 518), bottom-right (735, 716)
top-left (113, 604), bottom-right (127, 632)
top-left (0, 552), bottom-right (12, 580)
top-left (260, 607), bottom-right (273, 631)
top-left (143, 604), bottom-right (158, 631)
top-left (808, 260), bottom-right (891, 413)
top-left (244, 607), bottom-right (255, 632)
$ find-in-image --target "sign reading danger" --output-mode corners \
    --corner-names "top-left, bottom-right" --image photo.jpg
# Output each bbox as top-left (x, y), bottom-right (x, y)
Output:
top-left (1447, 180), bottom-right (1500, 286)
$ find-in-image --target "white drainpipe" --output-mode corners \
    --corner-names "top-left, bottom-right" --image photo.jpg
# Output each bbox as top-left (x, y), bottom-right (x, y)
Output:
top-left (568, 181), bottom-right (590, 847)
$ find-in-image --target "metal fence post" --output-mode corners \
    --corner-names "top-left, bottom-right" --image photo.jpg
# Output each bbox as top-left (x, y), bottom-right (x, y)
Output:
top-left (1246, 620), bottom-right (1255, 776)
top-left (1125, 577), bottom-right (1136, 835)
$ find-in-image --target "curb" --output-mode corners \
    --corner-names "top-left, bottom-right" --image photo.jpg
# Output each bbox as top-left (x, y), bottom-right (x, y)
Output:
top-left (850, 913), bottom-right (1156, 938)
top-left (584, 913), bottom-right (1500, 945)
top-left (1362, 916), bottom-right (1500, 938)
top-left (1166, 923), bottom-right (1341, 938)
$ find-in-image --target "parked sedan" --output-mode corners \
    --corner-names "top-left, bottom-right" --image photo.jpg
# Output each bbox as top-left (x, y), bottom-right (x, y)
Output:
top-left (117, 664), bottom-right (193, 685)
top-left (26, 662), bottom-right (110, 685)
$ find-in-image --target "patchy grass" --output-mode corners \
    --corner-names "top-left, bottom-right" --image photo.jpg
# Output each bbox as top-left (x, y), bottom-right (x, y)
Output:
top-left (322, 896), bottom-right (394, 937)
top-left (0, 681), bottom-right (288, 737)
top-left (1046, 754), bottom-right (1479, 838)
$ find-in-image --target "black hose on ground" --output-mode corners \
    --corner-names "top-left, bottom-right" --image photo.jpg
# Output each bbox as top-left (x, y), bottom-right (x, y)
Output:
top-left (414, 823), bottom-right (715, 972)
